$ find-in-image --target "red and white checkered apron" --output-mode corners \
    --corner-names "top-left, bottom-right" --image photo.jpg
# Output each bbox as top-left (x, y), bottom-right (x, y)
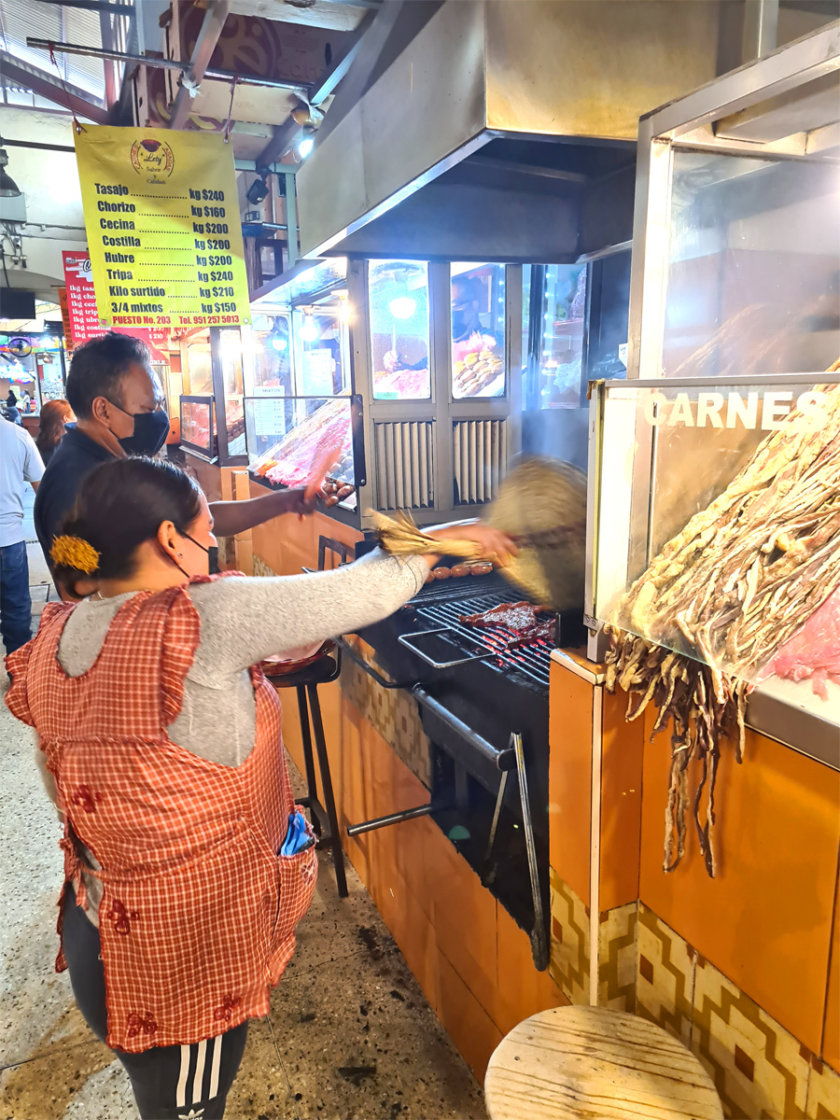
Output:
top-left (5, 577), bottom-right (317, 1053)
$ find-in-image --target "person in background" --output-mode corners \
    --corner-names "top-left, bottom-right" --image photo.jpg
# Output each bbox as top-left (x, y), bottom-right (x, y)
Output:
top-left (5, 390), bottom-right (22, 425)
top-left (0, 412), bottom-right (44, 653)
top-left (34, 332), bottom-right (329, 589)
top-left (35, 398), bottom-right (75, 466)
top-left (19, 388), bottom-right (33, 413)
top-left (5, 455), bottom-right (515, 1120)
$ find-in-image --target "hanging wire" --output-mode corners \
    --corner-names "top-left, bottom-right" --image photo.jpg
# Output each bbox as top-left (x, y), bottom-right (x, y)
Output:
top-left (223, 75), bottom-right (239, 144)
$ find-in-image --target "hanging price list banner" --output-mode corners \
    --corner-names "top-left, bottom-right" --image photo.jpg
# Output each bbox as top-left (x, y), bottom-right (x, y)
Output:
top-left (74, 126), bottom-right (250, 330)
top-left (62, 250), bottom-right (102, 347)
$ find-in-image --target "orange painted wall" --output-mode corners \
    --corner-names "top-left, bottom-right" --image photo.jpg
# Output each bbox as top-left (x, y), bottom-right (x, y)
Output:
top-left (639, 709), bottom-right (840, 1055)
top-left (277, 676), bottom-right (568, 1080)
top-left (548, 661), bottom-right (593, 907)
top-left (599, 687), bottom-right (644, 912)
top-left (249, 479), bottom-right (362, 575)
top-left (823, 862), bottom-right (840, 1073)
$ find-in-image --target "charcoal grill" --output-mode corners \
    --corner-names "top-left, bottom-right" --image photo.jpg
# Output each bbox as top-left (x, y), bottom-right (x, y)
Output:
top-left (340, 560), bottom-right (586, 968)
top-left (400, 590), bottom-right (556, 688)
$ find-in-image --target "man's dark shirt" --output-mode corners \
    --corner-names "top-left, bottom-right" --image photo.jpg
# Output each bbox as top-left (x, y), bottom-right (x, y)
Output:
top-left (34, 424), bottom-right (114, 562)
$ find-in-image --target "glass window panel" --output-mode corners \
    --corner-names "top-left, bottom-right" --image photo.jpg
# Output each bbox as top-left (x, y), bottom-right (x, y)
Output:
top-left (451, 263), bottom-right (506, 399)
top-left (369, 259), bottom-right (431, 400)
top-left (292, 293), bottom-right (350, 398)
top-left (246, 314), bottom-right (293, 396)
top-left (245, 395), bottom-right (356, 511)
top-left (182, 332), bottom-right (213, 395)
top-left (661, 150), bottom-right (840, 378)
top-left (218, 328), bottom-right (245, 456)
top-left (536, 264), bottom-right (586, 409)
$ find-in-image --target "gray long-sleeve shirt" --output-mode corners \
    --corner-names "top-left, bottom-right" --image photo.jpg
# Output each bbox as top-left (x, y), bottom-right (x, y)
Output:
top-left (46, 549), bottom-right (427, 923)
top-left (55, 549), bottom-right (427, 765)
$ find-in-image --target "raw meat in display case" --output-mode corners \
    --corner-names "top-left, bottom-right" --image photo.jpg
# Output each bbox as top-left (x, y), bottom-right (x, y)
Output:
top-left (252, 398), bottom-right (354, 496)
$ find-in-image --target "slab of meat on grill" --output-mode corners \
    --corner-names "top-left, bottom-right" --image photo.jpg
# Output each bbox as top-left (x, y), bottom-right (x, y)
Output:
top-left (459, 601), bottom-right (555, 646)
top-left (761, 589), bottom-right (840, 700)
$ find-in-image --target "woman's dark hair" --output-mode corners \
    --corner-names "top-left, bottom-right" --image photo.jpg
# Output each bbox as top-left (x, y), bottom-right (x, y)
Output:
top-left (36, 399), bottom-right (74, 459)
top-left (53, 457), bottom-right (203, 598)
top-left (6, 390), bottom-right (17, 406)
top-left (66, 331), bottom-right (151, 419)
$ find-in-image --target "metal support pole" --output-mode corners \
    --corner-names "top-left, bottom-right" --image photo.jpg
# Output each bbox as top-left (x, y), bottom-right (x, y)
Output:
top-left (346, 804), bottom-right (435, 837)
top-left (169, 0), bottom-right (231, 130)
top-left (284, 171), bottom-right (298, 268)
top-left (25, 37), bottom-right (310, 96)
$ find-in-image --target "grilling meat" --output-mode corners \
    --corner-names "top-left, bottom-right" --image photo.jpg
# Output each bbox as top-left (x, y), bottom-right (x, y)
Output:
top-left (460, 601), bottom-right (555, 647)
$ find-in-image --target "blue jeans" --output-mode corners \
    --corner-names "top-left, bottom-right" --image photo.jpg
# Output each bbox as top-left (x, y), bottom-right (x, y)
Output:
top-left (0, 540), bottom-right (32, 654)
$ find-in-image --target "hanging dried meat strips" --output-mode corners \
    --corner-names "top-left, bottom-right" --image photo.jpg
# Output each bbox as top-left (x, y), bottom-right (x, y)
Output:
top-left (606, 363), bottom-right (840, 878)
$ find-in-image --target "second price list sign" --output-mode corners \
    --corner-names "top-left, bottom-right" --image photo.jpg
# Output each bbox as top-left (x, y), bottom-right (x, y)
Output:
top-left (74, 125), bottom-right (250, 329)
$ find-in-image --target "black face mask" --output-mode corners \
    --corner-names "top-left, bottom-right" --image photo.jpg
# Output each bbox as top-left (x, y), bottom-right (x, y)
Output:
top-left (184, 532), bottom-right (220, 576)
top-left (107, 399), bottom-right (170, 456)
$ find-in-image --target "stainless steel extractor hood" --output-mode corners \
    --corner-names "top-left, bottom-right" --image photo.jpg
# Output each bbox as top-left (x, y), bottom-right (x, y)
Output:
top-left (297, 0), bottom-right (725, 261)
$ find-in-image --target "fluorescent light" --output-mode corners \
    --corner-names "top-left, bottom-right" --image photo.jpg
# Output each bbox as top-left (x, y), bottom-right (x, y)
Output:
top-left (298, 136), bottom-right (314, 159)
top-left (299, 315), bottom-right (319, 342)
top-left (389, 296), bottom-right (415, 320)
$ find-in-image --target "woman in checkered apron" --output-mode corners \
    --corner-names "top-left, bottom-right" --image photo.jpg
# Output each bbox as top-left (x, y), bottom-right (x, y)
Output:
top-left (5, 456), bottom-right (514, 1119)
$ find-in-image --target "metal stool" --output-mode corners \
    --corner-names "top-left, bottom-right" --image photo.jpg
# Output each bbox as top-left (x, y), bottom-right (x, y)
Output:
top-left (265, 535), bottom-right (354, 898)
top-left (484, 1006), bottom-right (722, 1120)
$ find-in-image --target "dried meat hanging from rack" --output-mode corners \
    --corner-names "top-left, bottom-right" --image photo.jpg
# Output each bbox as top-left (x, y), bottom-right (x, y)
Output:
top-left (605, 362), bottom-right (840, 878)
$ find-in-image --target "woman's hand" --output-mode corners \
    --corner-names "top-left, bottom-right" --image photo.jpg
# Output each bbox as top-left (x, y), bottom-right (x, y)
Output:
top-left (425, 520), bottom-right (518, 567)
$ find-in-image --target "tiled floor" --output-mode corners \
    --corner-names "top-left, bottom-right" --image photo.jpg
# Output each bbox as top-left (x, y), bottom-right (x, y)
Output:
top-left (0, 494), bottom-right (486, 1120)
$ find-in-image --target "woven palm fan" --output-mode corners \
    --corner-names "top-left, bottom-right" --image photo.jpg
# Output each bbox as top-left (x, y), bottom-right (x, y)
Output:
top-left (369, 456), bottom-right (587, 610)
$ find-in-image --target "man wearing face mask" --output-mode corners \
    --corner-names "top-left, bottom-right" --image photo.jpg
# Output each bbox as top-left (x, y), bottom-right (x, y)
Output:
top-left (35, 332), bottom-right (318, 594)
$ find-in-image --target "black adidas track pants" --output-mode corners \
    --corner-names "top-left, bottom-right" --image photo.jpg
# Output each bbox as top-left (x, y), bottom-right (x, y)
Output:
top-left (62, 887), bottom-right (249, 1120)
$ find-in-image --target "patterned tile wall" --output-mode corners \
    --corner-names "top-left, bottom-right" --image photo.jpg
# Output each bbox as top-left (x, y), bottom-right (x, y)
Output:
top-left (341, 655), bottom-right (432, 790)
top-left (599, 902), bottom-right (637, 1012)
top-left (549, 867), bottom-right (590, 1005)
top-left (637, 902), bottom-right (695, 1047)
top-left (806, 1061), bottom-right (840, 1120)
top-left (633, 904), bottom-right (825, 1120)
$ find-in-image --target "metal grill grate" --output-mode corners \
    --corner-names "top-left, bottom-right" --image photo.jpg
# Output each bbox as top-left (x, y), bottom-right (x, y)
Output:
top-left (415, 593), bottom-right (553, 688)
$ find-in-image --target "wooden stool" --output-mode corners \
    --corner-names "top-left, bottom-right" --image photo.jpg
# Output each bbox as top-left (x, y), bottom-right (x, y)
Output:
top-left (484, 1006), bottom-right (722, 1120)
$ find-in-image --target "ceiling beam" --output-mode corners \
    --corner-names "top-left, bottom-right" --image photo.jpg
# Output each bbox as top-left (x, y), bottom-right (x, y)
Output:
top-left (168, 0), bottom-right (230, 130)
top-left (0, 49), bottom-right (109, 123)
top-left (227, 0), bottom-right (371, 33)
top-left (32, 0), bottom-right (134, 13)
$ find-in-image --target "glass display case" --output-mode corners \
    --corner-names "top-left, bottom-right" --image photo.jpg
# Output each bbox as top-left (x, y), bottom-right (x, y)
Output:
top-left (588, 373), bottom-right (840, 741)
top-left (369, 259), bottom-right (431, 401)
top-left (245, 394), bottom-right (357, 512)
top-left (629, 24), bottom-right (840, 385)
top-left (245, 259), bottom-right (359, 518)
top-left (216, 327), bottom-right (246, 458)
top-left (587, 26), bottom-right (840, 762)
top-left (450, 263), bottom-right (506, 399)
top-left (180, 395), bottom-right (216, 461)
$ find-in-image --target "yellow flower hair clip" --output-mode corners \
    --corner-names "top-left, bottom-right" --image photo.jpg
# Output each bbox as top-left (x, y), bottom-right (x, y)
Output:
top-left (50, 535), bottom-right (100, 574)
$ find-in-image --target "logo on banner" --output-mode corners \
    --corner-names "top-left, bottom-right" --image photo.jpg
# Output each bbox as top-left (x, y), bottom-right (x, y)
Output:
top-left (64, 254), bottom-right (93, 282)
top-left (130, 138), bottom-right (175, 183)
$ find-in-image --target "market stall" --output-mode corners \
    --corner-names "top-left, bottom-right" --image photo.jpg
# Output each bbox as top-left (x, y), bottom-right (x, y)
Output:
top-left (245, 0), bottom-right (731, 1086)
top-left (551, 24), bottom-right (840, 1120)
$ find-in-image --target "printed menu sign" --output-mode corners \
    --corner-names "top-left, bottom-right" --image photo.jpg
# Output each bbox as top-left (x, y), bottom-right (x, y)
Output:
top-left (74, 126), bottom-right (250, 330)
top-left (62, 250), bottom-right (102, 347)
